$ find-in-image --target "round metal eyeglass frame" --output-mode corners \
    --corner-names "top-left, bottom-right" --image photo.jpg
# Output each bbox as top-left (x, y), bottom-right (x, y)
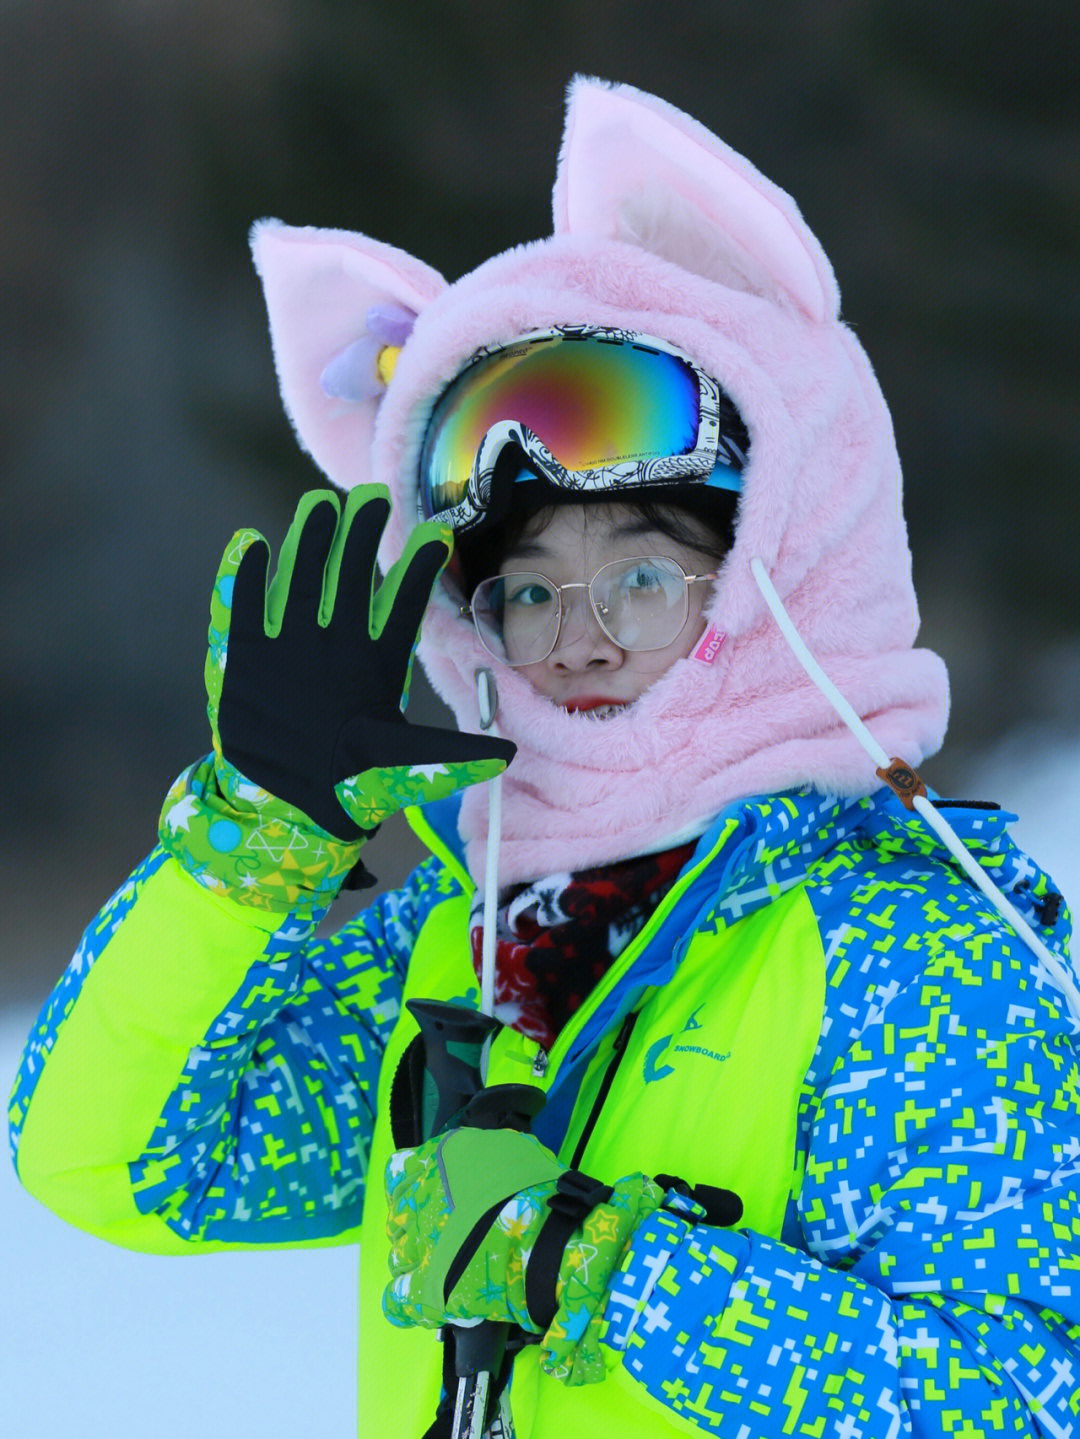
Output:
top-left (459, 555), bottom-right (721, 667)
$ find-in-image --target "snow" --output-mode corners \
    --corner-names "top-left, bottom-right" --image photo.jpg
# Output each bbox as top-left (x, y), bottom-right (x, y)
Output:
top-left (2, 1006), bottom-right (359, 1437)
top-left (959, 724), bottom-right (1079, 913)
top-left (2, 730), bottom-right (1076, 1437)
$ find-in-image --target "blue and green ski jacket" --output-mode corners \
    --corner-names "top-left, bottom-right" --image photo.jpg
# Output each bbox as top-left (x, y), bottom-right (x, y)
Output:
top-left (9, 783), bottom-right (1080, 1438)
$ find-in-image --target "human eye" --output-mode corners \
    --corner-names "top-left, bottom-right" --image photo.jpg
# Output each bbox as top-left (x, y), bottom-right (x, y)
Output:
top-left (505, 578), bottom-right (554, 608)
top-left (622, 559), bottom-right (668, 593)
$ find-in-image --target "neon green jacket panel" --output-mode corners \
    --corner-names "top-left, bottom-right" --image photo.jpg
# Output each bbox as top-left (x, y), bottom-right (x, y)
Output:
top-left (357, 868), bottom-right (827, 1439)
top-left (13, 850), bottom-right (281, 1251)
top-left (9, 843), bottom-right (459, 1252)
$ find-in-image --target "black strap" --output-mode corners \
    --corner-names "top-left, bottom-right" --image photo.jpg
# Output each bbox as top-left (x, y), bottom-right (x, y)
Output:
top-left (934, 799), bottom-right (1001, 810)
top-left (524, 1169), bottom-right (613, 1329)
top-left (654, 1173), bottom-right (743, 1227)
top-left (443, 1197), bottom-right (513, 1300)
top-left (420, 1334), bottom-right (458, 1439)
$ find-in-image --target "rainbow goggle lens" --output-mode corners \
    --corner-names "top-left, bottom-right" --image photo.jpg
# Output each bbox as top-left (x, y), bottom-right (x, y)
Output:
top-left (418, 327), bottom-right (747, 531)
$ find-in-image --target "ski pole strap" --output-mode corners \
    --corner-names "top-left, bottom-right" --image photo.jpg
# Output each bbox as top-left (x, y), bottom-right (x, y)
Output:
top-left (525, 1169), bottom-right (614, 1329)
top-left (654, 1173), bottom-right (744, 1227)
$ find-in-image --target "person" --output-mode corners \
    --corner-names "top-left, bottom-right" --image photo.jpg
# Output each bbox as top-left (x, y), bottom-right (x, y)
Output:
top-left (10, 76), bottom-right (1080, 1439)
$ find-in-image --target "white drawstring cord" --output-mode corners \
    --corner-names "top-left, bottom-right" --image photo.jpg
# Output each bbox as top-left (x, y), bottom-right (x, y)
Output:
top-left (476, 669), bottom-right (503, 1077)
top-left (749, 556), bottom-right (1080, 1025)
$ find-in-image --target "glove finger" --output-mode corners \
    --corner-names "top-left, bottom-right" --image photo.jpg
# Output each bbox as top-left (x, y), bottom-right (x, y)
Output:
top-left (223, 534), bottom-right (271, 647)
top-left (385, 1149), bottom-right (435, 1278)
top-left (334, 724), bottom-right (516, 828)
top-left (385, 1144), bottom-right (421, 1203)
top-left (372, 528), bottom-right (453, 669)
top-left (206, 529), bottom-right (268, 745)
top-left (323, 485), bottom-right (391, 628)
top-left (269, 491), bottom-right (341, 636)
top-left (335, 715), bottom-right (516, 780)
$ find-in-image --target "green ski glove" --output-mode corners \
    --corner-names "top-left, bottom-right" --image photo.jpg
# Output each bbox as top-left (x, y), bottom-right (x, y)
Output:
top-left (384, 1128), bottom-right (665, 1385)
top-left (160, 486), bottom-right (515, 914)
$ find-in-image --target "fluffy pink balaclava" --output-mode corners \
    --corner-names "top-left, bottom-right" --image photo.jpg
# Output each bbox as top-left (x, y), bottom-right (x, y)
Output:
top-left (250, 77), bottom-right (949, 886)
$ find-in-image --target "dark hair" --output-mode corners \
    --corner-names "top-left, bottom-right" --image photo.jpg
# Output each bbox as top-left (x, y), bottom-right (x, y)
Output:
top-left (452, 478), bottom-right (739, 599)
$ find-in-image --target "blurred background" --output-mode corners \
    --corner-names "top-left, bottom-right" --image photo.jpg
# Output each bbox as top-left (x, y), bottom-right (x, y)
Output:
top-left (3, 2), bottom-right (1077, 1434)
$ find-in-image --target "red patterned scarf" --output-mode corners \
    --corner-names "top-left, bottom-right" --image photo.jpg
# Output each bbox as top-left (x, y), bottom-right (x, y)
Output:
top-left (469, 843), bottom-right (695, 1052)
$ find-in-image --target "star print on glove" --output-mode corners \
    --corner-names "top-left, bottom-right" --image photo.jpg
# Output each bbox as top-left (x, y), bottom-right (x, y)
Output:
top-left (383, 1127), bottom-right (667, 1386)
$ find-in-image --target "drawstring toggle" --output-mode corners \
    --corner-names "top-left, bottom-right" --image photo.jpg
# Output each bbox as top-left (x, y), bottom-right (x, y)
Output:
top-left (875, 758), bottom-right (928, 811)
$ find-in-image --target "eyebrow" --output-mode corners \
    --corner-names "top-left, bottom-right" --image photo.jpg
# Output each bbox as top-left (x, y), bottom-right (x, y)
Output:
top-left (505, 520), bottom-right (661, 562)
top-left (503, 538), bottom-right (548, 561)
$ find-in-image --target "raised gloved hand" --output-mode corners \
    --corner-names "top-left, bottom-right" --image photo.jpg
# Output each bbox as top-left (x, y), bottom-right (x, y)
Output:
top-left (210, 485), bottom-right (515, 830)
top-left (159, 487), bottom-right (515, 912)
top-left (383, 1127), bottom-right (666, 1386)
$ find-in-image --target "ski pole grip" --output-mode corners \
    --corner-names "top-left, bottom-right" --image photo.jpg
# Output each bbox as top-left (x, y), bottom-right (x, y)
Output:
top-left (405, 998), bottom-right (548, 1437)
top-left (406, 998), bottom-right (501, 1139)
top-left (453, 1319), bottom-right (507, 1381)
top-left (462, 1084), bottom-right (547, 1132)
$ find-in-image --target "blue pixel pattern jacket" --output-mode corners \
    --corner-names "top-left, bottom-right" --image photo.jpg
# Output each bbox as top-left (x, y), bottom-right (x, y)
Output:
top-left (9, 785), bottom-right (1080, 1437)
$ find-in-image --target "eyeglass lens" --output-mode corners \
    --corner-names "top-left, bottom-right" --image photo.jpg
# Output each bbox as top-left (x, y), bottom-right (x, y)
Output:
top-left (471, 556), bottom-right (691, 665)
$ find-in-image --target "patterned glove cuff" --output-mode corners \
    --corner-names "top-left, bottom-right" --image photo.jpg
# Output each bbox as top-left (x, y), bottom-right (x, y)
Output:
top-left (159, 753), bottom-right (367, 917)
top-left (539, 1172), bottom-right (665, 1387)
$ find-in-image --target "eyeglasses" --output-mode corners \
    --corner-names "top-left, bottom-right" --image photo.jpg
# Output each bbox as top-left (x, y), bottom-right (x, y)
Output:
top-left (418, 327), bottom-right (747, 534)
top-left (461, 555), bottom-right (720, 666)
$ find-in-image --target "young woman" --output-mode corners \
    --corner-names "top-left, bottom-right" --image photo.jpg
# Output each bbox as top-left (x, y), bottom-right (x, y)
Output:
top-left (11, 79), bottom-right (1079, 1439)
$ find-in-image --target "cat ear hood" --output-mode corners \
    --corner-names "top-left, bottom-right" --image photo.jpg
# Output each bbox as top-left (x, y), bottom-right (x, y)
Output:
top-left (250, 76), bottom-right (950, 885)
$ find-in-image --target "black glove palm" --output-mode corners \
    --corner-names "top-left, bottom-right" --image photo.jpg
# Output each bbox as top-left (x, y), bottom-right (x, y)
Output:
top-left (208, 486), bottom-right (515, 840)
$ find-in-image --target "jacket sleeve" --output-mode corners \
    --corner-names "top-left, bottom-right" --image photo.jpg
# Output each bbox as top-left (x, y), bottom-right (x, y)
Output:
top-left (8, 839), bottom-right (448, 1255)
top-left (597, 864), bottom-right (1080, 1437)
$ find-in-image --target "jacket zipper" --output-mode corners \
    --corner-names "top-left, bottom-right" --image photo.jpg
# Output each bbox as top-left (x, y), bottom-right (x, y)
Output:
top-left (520, 819), bottom-right (740, 1092)
top-left (568, 1010), bottom-right (639, 1170)
top-left (406, 803), bottom-right (740, 1102)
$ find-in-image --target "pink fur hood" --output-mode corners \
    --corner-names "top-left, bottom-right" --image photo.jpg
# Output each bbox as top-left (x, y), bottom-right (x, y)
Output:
top-left (248, 76), bottom-right (950, 885)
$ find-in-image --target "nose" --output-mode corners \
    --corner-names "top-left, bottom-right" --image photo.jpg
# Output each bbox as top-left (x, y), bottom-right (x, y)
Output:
top-left (547, 588), bottom-right (623, 671)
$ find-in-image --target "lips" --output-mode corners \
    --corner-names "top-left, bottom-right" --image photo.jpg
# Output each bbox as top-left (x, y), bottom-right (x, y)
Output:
top-left (563, 698), bottom-right (629, 718)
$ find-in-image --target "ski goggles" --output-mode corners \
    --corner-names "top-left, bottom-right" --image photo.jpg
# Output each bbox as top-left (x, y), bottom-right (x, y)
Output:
top-left (418, 327), bottom-right (747, 532)
top-left (465, 554), bottom-right (721, 666)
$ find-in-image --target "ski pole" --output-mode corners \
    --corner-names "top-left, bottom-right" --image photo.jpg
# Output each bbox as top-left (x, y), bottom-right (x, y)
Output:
top-left (406, 999), bottom-right (545, 1439)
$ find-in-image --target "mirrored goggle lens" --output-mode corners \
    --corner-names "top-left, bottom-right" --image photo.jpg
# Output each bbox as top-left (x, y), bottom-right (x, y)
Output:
top-left (471, 557), bottom-right (692, 666)
top-left (420, 334), bottom-right (702, 518)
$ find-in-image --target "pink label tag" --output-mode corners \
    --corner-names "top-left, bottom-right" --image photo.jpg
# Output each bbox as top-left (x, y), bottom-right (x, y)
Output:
top-left (691, 626), bottom-right (728, 665)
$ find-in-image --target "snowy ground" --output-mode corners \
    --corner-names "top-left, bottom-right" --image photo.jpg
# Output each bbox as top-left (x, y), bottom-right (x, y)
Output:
top-left (2, 728), bottom-right (1076, 1438)
top-left (2, 1016), bottom-right (359, 1436)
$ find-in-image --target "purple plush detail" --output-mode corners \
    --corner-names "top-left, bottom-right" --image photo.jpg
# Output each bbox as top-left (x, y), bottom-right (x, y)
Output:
top-left (365, 302), bottom-right (417, 347)
top-left (319, 303), bottom-right (418, 402)
top-left (320, 337), bottom-right (385, 401)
